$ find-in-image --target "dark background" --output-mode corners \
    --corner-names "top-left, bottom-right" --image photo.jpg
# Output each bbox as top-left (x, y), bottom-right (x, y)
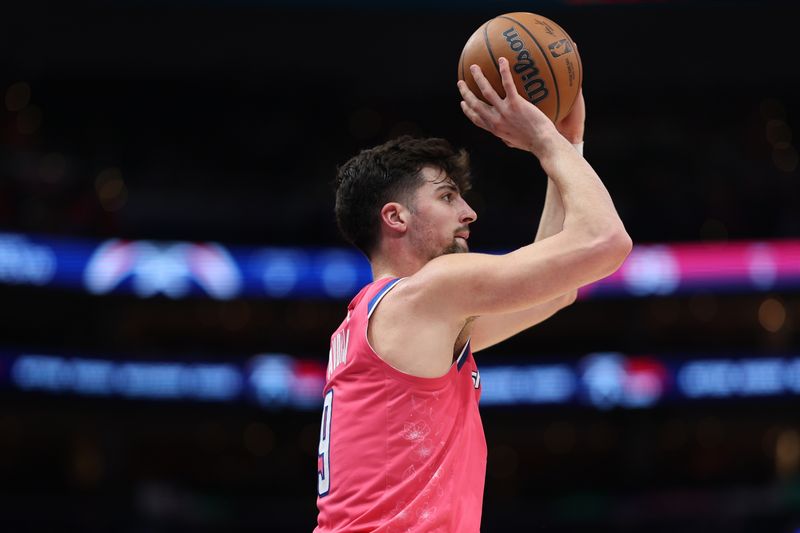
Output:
top-left (1, 1), bottom-right (799, 531)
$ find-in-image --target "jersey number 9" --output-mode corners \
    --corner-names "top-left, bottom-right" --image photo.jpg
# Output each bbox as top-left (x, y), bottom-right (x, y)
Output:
top-left (317, 389), bottom-right (333, 496)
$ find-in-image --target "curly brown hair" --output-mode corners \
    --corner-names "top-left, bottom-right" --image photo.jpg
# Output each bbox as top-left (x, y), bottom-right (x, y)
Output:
top-left (335, 136), bottom-right (472, 259)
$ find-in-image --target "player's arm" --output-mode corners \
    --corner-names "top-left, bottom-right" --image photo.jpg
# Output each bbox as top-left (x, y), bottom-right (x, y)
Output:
top-left (468, 292), bottom-right (576, 352)
top-left (403, 58), bottom-right (631, 320)
top-left (465, 167), bottom-right (576, 353)
top-left (469, 92), bottom-right (586, 352)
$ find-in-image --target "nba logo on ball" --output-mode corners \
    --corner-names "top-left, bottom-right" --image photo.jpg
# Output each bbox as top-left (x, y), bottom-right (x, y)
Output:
top-left (548, 39), bottom-right (573, 58)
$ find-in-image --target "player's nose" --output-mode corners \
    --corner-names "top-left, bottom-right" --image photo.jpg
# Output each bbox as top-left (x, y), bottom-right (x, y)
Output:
top-left (460, 200), bottom-right (477, 224)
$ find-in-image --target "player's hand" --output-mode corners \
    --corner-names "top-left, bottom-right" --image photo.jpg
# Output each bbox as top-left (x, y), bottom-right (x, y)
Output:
top-left (555, 88), bottom-right (584, 144)
top-left (457, 57), bottom-right (560, 157)
top-left (554, 42), bottom-right (584, 144)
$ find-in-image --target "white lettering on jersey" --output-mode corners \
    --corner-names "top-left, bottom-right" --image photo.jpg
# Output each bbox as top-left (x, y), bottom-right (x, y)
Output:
top-left (327, 311), bottom-right (351, 379)
top-left (471, 370), bottom-right (481, 389)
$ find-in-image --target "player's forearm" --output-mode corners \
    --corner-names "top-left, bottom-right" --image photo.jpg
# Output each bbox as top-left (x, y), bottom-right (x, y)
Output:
top-left (535, 143), bottom-right (583, 242)
top-left (534, 177), bottom-right (564, 242)
top-left (536, 174), bottom-right (580, 302)
top-left (537, 138), bottom-right (626, 244)
top-left (535, 142), bottom-right (583, 241)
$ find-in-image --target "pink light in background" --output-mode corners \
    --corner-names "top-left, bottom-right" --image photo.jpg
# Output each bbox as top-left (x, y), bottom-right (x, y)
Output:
top-left (580, 240), bottom-right (800, 298)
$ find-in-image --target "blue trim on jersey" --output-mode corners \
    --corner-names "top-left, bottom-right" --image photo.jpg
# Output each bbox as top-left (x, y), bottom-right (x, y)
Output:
top-left (457, 339), bottom-right (471, 371)
top-left (367, 278), bottom-right (402, 316)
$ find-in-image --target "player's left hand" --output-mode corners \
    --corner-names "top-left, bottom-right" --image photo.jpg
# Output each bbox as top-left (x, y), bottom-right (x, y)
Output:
top-left (555, 88), bottom-right (584, 144)
top-left (554, 43), bottom-right (584, 144)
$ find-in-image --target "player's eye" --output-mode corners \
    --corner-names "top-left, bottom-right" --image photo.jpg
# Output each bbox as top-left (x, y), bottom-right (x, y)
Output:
top-left (442, 194), bottom-right (452, 202)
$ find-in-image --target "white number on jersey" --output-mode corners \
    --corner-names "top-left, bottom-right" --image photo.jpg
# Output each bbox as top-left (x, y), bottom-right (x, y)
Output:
top-left (317, 389), bottom-right (334, 496)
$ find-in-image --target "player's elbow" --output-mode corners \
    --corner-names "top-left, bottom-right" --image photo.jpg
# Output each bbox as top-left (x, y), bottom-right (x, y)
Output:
top-left (604, 226), bottom-right (633, 271)
top-left (561, 289), bottom-right (578, 307)
top-left (592, 226), bottom-right (632, 275)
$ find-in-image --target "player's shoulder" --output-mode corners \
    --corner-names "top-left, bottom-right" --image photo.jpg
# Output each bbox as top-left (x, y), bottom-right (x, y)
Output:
top-left (368, 268), bottom-right (467, 376)
top-left (377, 259), bottom-right (467, 320)
top-left (363, 277), bottom-right (404, 317)
top-left (343, 277), bottom-right (401, 316)
top-left (394, 252), bottom-right (483, 302)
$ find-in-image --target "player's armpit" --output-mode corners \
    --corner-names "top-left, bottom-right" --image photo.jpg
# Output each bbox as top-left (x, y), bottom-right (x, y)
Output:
top-left (469, 291), bottom-right (577, 353)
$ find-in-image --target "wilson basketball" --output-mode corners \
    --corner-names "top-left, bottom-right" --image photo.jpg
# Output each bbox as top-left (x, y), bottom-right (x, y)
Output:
top-left (458, 12), bottom-right (582, 123)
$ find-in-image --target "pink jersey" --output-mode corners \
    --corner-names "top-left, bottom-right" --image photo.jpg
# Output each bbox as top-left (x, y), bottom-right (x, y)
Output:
top-left (314, 277), bottom-right (487, 533)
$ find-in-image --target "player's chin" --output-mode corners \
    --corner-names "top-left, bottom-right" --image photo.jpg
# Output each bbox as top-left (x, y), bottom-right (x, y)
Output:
top-left (444, 239), bottom-right (469, 255)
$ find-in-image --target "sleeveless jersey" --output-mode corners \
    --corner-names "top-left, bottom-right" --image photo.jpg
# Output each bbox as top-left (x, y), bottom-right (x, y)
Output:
top-left (314, 277), bottom-right (487, 533)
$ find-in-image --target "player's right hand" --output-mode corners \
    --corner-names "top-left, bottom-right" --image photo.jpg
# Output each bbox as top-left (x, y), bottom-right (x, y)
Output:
top-left (457, 56), bottom-right (562, 157)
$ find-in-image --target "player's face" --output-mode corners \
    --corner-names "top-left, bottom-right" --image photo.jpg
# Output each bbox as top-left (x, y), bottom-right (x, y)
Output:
top-left (408, 166), bottom-right (477, 260)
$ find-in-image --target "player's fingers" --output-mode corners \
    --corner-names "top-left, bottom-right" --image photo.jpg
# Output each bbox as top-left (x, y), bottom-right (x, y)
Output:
top-left (497, 57), bottom-right (518, 102)
top-left (457, 79), bottom-right (487, 109)
top-left (469, 64), bottom-right (503, 107)
top-left (458, 80), bottom-right (495, 121)
top-left (460, 100), bottom-right (490, 131)
top-left (457, 80), bottom-right (505, 134)
top-left (456, 79), bottom-right (478, 104)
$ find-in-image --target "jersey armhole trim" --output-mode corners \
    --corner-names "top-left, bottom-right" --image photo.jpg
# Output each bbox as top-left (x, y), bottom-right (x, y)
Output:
top-left (456, 339), bottom-right (471, 371)
top-left (367, 278), bottom-right (404, 318)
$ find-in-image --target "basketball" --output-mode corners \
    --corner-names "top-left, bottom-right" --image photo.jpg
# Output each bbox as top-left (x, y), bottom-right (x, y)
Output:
top-left (458, 12), bottom-right (582, 123)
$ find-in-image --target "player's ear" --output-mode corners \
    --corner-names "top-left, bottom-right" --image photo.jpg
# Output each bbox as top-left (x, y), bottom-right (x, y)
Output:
top-left (380, 202), bottom-right (409, 234)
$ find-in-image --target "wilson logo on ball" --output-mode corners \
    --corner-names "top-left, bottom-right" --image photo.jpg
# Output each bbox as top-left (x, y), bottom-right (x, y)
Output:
top-left (458, 12), bottom-right (582, 123)
top-left (548, 39), bottom-right (574, 58)
top-left (502, 27), bottom-right (549, 105)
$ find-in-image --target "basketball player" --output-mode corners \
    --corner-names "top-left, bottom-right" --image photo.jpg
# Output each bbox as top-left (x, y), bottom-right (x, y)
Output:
top-left (315, 57), bottom-right (631, 531)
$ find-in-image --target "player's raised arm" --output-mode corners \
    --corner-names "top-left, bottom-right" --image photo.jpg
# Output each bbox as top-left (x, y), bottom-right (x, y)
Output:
top-left (467, 89), bottom-right (586, 352)
top-left (405, 57), bottom-right (630, 319)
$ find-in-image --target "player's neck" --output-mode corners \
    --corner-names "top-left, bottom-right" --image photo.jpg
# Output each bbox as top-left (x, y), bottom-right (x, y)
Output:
top-left (370, 250), bottom-right (425, 281)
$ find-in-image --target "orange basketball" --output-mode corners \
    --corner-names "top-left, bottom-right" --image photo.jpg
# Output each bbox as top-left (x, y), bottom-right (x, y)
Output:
top-left (458, 12), bottom-right (582, 123)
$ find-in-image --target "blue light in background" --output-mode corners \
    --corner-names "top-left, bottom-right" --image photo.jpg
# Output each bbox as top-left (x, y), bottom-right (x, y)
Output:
top-left (11, 355), bottom-right (242, 401)
top-left (0, 234), bottom-right (57, 286)
top-left (7, 350), bottom-right (800, 410)
top-left (480, 365), bottom-right (576, 405)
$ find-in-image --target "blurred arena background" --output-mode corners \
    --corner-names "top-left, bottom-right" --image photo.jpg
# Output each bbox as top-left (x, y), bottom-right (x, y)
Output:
top-left (1, 0), bottom-right (798, 531)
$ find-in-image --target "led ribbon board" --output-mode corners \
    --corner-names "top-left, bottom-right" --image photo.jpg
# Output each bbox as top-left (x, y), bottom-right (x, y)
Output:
top-left (1, 232), bottom-right (799, 300)
top-left (5, 351), bottom-right (800, 410)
